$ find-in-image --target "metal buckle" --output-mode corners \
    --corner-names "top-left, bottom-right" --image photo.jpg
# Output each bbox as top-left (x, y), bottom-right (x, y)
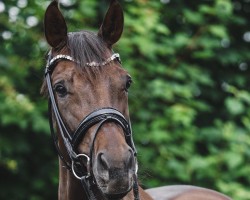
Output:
top-left (72, 154), bottom-right (91, 180)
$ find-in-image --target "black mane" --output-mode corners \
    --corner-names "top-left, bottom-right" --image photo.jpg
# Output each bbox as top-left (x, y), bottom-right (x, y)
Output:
top-left (67, 31), bottom-right (109, 68)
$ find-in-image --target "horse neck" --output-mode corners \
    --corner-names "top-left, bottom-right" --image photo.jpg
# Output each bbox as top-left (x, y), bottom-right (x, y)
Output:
top-left (58, 159), bottom-right (86, 200)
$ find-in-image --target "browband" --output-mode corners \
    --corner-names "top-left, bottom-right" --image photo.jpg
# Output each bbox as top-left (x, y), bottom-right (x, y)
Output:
top-left (45, 53), bottom-right (121, 75)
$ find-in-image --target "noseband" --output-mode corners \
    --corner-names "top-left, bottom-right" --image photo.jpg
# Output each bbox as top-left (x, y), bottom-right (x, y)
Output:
top-left (45, 52), bottom-right (140, 200)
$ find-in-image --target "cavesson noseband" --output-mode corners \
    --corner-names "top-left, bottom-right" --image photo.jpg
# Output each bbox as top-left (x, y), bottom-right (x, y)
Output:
top-left (45, 52), bottom-right (140, 200)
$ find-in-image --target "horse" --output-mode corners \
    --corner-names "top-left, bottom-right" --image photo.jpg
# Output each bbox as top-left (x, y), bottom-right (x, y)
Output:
top-left (42, 0), bottom-right (232, 200)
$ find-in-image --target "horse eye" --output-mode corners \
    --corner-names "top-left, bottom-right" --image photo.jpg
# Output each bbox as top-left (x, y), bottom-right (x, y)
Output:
top-left (125, 77), bottom-right (132, 92)
top-left (54, 84), bottom-right (67, 97)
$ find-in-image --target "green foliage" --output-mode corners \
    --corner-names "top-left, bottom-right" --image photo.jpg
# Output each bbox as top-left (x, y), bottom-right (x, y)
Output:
top-left (1, 0), bottom-right (250, 199)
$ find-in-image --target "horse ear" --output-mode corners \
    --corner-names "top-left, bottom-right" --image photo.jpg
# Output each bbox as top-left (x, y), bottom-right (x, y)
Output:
top-left (44, 0), bottom-right (67, 49)
top-left (98, 0), bottom-right (124, 47)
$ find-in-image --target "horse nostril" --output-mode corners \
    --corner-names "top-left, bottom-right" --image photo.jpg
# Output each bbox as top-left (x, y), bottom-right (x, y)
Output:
top-left (127, 150), bottom-right (135, 171)
top-left (97, 153), bottom-right (109, 171)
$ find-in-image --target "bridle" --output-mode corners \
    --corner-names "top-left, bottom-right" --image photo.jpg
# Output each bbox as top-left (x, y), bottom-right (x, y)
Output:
top-left (45, 52), bottom-right (140, 200)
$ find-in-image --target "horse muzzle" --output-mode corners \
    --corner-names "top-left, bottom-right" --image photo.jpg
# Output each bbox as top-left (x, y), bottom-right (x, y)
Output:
top-left (93, 147), bottom-right (136, 198)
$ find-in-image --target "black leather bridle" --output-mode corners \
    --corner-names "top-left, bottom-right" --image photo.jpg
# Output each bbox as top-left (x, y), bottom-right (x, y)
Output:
top-left (45, 52), bottom-right (140, 200)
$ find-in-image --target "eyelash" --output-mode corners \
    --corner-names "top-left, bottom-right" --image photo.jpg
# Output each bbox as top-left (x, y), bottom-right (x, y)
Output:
top-left (125, 77), bottom-right (132, 92)
top-left (54, 83), bottom-right (68, 97)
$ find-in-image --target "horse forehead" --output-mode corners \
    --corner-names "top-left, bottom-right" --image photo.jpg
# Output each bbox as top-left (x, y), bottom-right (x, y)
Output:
top-left (52, 61), bottom-right (127, 84)
top-left (51, 61), bottom-right (77, 82)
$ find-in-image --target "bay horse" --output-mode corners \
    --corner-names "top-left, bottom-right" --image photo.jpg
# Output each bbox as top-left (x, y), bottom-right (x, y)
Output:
top-left (42, 0), bottom-right (232, 199)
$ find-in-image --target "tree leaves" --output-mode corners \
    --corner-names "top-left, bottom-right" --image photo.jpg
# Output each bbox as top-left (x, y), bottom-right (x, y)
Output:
top-left (1, 0), bottom-right (250, 200)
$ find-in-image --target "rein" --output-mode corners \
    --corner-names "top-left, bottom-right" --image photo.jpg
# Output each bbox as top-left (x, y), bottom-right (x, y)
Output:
top-left (45, 52), bottom-right (140, 200)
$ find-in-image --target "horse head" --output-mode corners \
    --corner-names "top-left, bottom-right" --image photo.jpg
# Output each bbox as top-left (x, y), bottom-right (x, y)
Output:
top-left (42, 1), bottom-right (138, 199)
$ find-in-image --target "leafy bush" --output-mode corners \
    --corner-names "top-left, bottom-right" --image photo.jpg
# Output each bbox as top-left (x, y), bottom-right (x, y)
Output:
top-left (0, 0), bottom-right (250, 199)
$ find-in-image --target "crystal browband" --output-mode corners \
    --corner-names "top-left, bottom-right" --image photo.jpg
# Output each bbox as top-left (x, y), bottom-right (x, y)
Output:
top-left (45, 53), bottom-right (121, 75)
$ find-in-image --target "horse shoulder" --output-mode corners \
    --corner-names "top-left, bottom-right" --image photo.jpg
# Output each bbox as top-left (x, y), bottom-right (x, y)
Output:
top-left (146, 185), bottom-right (232, 200)
top-left (139, 187), bottom-right (154, 200)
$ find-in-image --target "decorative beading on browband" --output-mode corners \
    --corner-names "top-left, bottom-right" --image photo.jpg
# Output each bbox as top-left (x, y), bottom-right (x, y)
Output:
top-left (86, 53), bottom-right (121, 67)
top-left (45, 54), bottom-right (76, 75)
top-left (49, 54), bottom-right (76, 66)
top-left (45, 53), bottom-right (121, 75)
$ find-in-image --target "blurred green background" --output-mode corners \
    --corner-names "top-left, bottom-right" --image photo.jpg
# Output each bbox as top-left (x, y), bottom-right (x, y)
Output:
top-left (1, 0), bottom-right (250, 199)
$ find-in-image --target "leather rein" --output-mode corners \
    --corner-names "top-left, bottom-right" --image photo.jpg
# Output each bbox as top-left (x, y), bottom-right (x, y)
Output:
top-left (45, 52), bottom-right (140, 200)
